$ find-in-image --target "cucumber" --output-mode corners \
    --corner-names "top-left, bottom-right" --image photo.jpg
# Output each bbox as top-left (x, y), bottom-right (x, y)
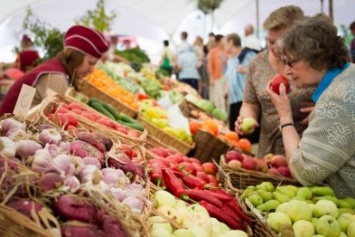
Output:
top-left (88, 98), bottom-right (103, 106)
top-left (119, 113), bottom-right (138, 124)
top-left (117, 120), bottom-right (144, 132)
top-left (101, 103), bottom-right (120, 121)
top-left (90, 101), bottom-right (115, 120)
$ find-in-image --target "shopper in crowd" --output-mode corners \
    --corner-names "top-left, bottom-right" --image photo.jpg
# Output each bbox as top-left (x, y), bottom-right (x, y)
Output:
top-left (267, 16), bottom-right (353, 198)
top-left (14, 35), bottom-right (41, 72)
top-left (176, 45), bottom-right (199, 91)
top-left (194, 36), bottom-right (205, 93)
top-left (224, 33), bottom-right (256, 131)
top-left (0, 25), bottom-right (109, 116)
top-left (159, 40), bottom-right (175, 76)
top-left (235, 5), bottom-right (315, 157)
top-left (208, 34), bottom-right (227, 112)
top-left (244, 24), bottom-right (262, 52)
top-left (349, 21), bottom-right (355, 63)
top-left (177, 31), bottom-right (193, 55)
top-left (102, 34), bottom-right (128, 64)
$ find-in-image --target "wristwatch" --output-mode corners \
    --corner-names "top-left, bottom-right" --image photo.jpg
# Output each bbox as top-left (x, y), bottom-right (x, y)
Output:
top-left (279, 123), bottom-right (294, 132)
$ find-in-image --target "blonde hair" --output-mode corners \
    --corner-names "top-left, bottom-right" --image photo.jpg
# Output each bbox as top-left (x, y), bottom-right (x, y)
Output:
top-left (263, 5), bottom-right (305, 31)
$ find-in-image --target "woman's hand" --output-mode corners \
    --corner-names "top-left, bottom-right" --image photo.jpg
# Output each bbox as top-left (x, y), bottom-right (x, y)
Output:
top-left (265, 82), bottom-right (293, 124)
top-left (235, 116), bottom-right (259, 135)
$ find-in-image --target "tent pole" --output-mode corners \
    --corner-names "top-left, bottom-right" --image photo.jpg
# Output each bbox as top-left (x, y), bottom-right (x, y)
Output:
top-left (328, 0), bottom-right (333, 22)
top-left (256, 0), bottom-right (259, 38)
top-left (320, 0), bottom-right (324, 13)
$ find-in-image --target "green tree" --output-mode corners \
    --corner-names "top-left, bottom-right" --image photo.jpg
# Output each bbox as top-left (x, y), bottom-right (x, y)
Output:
top-left (76, 0), bottom-right (116, 33)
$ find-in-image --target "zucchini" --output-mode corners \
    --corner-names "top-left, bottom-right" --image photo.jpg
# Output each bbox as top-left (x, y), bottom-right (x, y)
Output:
top-left (101, 103), bottom-right (120, 121)
top-left (90, 101), bottom-right (115, 120)
top-left (117, 120), bottom-right (144, 132)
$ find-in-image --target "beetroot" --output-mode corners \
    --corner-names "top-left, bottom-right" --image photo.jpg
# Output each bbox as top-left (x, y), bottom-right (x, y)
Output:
top-left (61, 223), bottom-right (105, 237)
top-left (7, 199), bottom-right (43, 220)
top-left (70, 140), bottom-right (104, 163)
top-left (77, 132), bottom-right (106, 154)
top-left (53, 195), bottom-right (99, 223)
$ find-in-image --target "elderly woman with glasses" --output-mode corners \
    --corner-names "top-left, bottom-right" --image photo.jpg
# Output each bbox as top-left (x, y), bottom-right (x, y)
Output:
top-left (266, 16), bottom-right (353, 198)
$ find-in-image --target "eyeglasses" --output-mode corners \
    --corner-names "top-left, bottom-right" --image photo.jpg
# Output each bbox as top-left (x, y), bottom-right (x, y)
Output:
top-left (282, 57), bottom-right (300, 68)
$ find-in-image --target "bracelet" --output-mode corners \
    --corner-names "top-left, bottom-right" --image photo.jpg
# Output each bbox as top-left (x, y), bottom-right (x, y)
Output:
top-left (279, 123), bottom-right (294, 132)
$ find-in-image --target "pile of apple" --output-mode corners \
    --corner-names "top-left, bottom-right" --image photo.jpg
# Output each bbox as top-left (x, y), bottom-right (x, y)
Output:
top-left (224, 150), bottom-right (293, 179)
top-left (149, 190), bottom-right (249, 237)
top-left (241, 182), bottom-right (355, 236)
top-left (148, 146), bottom-right (218, 188)
top-left (140, 100), bottom-right (193, 144)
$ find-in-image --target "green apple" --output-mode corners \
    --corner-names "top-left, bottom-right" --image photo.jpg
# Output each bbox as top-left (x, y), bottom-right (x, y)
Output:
top-left (176, 200), bottom-right (187, 209)
top-left (172, 229), bottom-right (195, 237)
top-left (316, 215), bottom-right (341, 237)
top-left (188, 226), bottom-right (209, 237)
top-left (148, 216), bottom-right (168, 229)
top-left (311, 218), bottom-right (318, 227)
top-left (313, 196), bottom-right (339, 207)
top-left (293, 220), bottom-right (315, 237)
top-left (311, 235), bottom-right (325, 237)
top-left (338, 208), bottom-right (354, 215)
top-left (176, 207), bottom-right (189, 224)
top-left (308, 203), bottom-right (315, 213)
top-left (156, 206), bottom-right (178, 221)
top-left (337, 213), bottom-right (355, 232)
top-left (273, 191), bottom-right (291, 203)
top-left (285, 200), bottom-right (312, 222)
top-left (338, 199), bottom-right (353, 209)
top-left (219, 222), bottom-right (230, 234)
top-left (342, 197), bottom-right (355, 209)
top-left (220, 230), bottom-right (248, 237)
top-left (187, 204), bottom-right (209, 216)
top-left (152, 222), bottom-right (173, 234)
top-left (277, 185), bottom-right (298, 198)
top-left (338, 232), bottom-right (347, 237)
top-left (247, 194), bottom-right (263, 207)
top-left (151, 227), bottom-right (172, 237)
top-left (348, 221), bottom-right (355, 237)
top-left (240, 117), bottom-right (256, 135)
top-left (276, 203), bottom-right (289, 213)
top-left (256, 182), bottom-right (275, 192)
top-left (154, 190), bottom-right (176, 208)
top-left (291, 196), bottom-right (306, 201)
top-left (297, 187), bottom-right (313, 200)
top-left (210, 218), bottom-right (222, 237)
top-left (182, 212), bottom-right (212, 235)
top-left (313, 200), bottom-right (338, 218)
top-left (267, 212), bottom-right (292, 233)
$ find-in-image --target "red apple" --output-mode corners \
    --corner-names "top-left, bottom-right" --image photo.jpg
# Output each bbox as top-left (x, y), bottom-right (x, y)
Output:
top-left (225, 150), bottom-right (244, 163)
top-left (270, 155), bottom-right (288, 168)
top-left (227, 160), bottom-right (242, 169)
top-left (202, 162), bottom-right (217, 175)
top-left (241, 157), bottom-right (257, 171)
top-left (267, 168), bottom-right (280, 176)
top-left (196, 172), bottom-right (210, 183)
top-left (263, 153), bottom-right (273, 165)
top-left (207, 175), bottom-right (218, 187)
top-left (277, 167), bottom-right (292, 178)
top-left (270, 74), bottom-right (290, 95)
top-left (192, 162), bottom-right (204, 172)
top-left (256, 159), bottom-right (269, 173)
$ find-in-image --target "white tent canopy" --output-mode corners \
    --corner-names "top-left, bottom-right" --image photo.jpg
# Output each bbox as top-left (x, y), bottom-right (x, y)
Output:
top-left (0, 0), bottom-right (354, 62)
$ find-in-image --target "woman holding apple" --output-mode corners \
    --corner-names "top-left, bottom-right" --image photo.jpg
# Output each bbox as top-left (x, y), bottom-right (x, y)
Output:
top-left (235, 5), bottom-right (315, 158)
top-left (266, 15), bottom-right (354, 198)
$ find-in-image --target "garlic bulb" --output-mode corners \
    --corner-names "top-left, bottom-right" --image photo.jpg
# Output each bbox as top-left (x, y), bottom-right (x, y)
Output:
top-left (16, 140), bottom-right (42, 160)
top-left (1, 118), bottom-right (26, 135)
top-left (0, 136), bottom-right (16, 159)
top-left (39, 129), bottom-right (62, 145)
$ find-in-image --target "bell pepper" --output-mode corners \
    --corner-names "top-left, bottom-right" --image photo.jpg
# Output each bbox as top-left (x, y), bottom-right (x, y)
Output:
top-left (162, 169), bottom-right (186, 198)
top-left (173, 171), bottom-right (206, 190)
top-left (200, 200), bottom-right (245, 230)
top-left (149, 170), bottom-right (166, 188)
top-left (184, 189), bottom-right (222, 208)
top-left (138, 93), bottom-right (150, 100)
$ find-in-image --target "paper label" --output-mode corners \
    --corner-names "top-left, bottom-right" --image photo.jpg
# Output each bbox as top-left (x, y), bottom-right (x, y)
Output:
top-left (13, 84), bottom-right (36, 117)
top-left (245, 198), bottom-right (265, 222)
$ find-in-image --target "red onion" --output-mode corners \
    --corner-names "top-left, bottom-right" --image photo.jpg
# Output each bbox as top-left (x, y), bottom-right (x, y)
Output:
top-left (42, 172), bottom-right (64, 191)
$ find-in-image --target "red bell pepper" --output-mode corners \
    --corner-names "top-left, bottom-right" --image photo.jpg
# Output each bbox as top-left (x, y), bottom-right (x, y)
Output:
top-left (162, 169), bottom-right (185, 198)
top-left (149, 170), bottom-right (166, 188)
top-left (138, 93), bottom-right (149, 100)
top-left (200, 200), bottom-right (245, 230)
top-left (173, 171), bottom-right (206, 190)
top-left (225, 199), bottom-right (251, 225)
top-left (183, 189), bottom-right (222, 208)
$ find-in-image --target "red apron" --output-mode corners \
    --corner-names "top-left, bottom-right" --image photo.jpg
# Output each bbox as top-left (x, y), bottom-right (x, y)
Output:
top-left (0, 58), bottom-right (67, 116)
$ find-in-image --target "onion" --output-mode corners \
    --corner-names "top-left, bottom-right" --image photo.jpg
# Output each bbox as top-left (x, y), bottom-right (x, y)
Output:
top-left (1, 118), bottom-right (26, 135)
top-left (16, 140), bottom-right (42, 160)
top-left (122, 196), bottom-right (144, 214)
top-left (82, 157), bottom-right (101, 169)
top-left (39, 128), bottom-right (62, 145)
top-left (0, 136), bottom-right (16, 159)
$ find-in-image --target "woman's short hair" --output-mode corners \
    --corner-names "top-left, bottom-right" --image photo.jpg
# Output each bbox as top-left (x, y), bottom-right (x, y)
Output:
top-left (57, 48), bottom-right (85, 82)
top-left (226, 33), bottom-right (241, 47)
top-left (278, 16), bottom-right (349, 70)
top-left (263, 5), bottom-right (305, 31)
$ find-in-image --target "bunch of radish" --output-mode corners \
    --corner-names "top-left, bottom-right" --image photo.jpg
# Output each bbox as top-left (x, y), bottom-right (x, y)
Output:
top-left (47, 102), bottom-right (140, 138)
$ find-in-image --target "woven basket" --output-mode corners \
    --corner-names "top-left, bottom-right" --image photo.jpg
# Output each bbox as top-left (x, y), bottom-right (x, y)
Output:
top-left (218, 156), bottom-right (300, 191)
top-left (193, 130), bottom-right (232, 164)
top-left (137, 116), bottom-right (194, 155)
top-left (77, 79), bottom-right (138, 118)
top-left (38, 95), bottom-right (147, 144)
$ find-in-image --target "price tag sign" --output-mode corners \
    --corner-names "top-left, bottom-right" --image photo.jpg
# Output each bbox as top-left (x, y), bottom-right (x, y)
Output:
top-left (13, 84), bottom-right (36, 117)
top-left (245, 198), bottom-right (265, 222)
